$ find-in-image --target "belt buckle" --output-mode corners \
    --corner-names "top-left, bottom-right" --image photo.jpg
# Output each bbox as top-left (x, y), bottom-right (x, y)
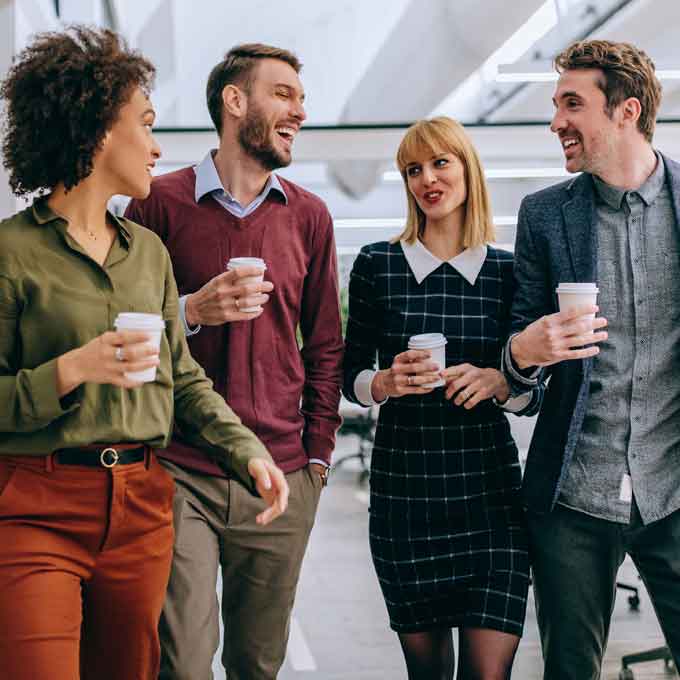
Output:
top-left (100, 447), bottom-right (120, 468)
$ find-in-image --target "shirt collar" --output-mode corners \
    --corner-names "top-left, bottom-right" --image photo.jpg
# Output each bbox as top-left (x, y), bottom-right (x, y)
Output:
top-left (593, 151), bottom-right (666, 209)
top-left (193, 150), bottom-right (287, 205)
top-left (31, 195), bottom-right (133, 245)
top-left (400, 238), bottom-right (487, 285)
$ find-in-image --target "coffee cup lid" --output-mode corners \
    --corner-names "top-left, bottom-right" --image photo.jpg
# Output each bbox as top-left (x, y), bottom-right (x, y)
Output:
top-left (114, 312), bottom-right (165, 330)
top-left (227, 257), bottom-right (266, 270)
top-left (407, 333), bottom-right (448, 349)
top-left (556, 282), bottom-right (598, 293)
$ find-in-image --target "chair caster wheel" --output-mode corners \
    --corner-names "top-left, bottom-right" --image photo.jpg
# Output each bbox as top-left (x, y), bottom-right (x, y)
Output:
top-left (619, 668), bottom-right (634, 680)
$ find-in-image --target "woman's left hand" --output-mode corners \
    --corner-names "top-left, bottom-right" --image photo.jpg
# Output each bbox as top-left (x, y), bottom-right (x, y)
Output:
top-left (247, 458), bottom-right (290, 525)
top-left (441, 364), bottom-right (510, 409)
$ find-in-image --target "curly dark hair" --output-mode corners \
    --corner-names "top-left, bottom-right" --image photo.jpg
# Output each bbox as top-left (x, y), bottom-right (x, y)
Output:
top-left (0, 25), bottom-right (156, 196)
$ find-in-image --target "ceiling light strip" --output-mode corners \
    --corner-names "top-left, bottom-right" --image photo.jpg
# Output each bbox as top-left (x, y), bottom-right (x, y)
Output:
top-left (383, 167), bottom-right (570, 182)
top-left (496, 69), bottom-right (680, 83)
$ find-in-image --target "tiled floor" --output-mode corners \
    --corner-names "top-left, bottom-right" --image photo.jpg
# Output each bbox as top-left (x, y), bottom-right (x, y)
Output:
top-left (210, 434), bottom-right (676, 679)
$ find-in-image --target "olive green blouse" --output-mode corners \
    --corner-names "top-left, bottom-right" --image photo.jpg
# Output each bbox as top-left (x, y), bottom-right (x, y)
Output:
top-left (0, 198), bottom-right (271, 491)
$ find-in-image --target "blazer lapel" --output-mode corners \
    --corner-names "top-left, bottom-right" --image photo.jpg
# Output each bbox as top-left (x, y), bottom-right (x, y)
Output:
top-left (561, 174), bottom-right (597, 281)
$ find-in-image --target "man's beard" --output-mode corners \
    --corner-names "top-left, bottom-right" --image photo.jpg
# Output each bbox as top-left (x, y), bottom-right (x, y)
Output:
top-left (581, 130), bottom-right (617, 177)
top-left (238, 102), bottom-right (291, 171)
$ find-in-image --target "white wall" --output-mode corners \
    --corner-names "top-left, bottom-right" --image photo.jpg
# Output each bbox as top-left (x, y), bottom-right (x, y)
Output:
top-left (0, 1), bottom-right (16, 218)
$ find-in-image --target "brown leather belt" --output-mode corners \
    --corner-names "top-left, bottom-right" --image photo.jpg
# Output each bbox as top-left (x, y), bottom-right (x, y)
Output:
top-left (54, 444), bottom-right (146, 468)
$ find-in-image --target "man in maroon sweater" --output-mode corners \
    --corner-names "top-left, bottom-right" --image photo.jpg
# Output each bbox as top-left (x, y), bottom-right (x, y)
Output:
top-left (125, 43), bottom-right (343, 680)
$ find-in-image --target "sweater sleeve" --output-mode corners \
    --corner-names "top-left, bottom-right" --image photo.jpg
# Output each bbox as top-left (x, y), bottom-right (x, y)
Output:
top-left (298, 208), bottom-right (343, 465)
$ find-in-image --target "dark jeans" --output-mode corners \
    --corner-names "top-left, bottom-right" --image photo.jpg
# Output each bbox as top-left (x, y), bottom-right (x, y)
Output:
top-left (528, 503), bottom-right (680, 680)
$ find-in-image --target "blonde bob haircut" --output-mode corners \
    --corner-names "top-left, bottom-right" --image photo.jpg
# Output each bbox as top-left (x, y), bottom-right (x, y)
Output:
top-left (394, 116), bottom-right (495, 248)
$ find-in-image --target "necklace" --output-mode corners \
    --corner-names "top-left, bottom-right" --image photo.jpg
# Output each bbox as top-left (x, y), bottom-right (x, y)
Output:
top-left (74, 227), bottom-right (99, 241)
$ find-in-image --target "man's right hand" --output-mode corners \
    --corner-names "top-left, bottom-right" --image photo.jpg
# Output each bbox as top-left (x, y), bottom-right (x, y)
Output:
top-left (510, 304), bottom-right (608, 369)
top-left (185, 267), bottom-right (274, 326)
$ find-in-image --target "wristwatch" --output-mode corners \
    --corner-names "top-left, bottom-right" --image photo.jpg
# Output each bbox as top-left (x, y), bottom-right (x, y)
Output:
top-left (317, 465), bottom-right (330, 487)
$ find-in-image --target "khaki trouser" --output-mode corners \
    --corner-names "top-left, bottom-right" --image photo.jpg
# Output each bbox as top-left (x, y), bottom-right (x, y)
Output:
top-left (159, 460), bottom-right (322, 680)
top-left (0, 452), bottom-right (175, 680)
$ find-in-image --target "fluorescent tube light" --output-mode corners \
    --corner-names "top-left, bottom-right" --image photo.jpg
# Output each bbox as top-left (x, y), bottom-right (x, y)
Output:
top-left (486, 167), bottom-right (569, 179)
top-left (496, 67), bottom-right (680, 83)
top-left (383, 168), bottom-right (570, 183)
top-left (658, 70), bottom-right (680, 80)
top-left (496, 71), bottom-right (557, 83)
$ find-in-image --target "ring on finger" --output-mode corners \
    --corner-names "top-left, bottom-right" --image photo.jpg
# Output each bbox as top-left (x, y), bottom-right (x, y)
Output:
top-left (234, 297), bottom-right (240, 311)
top-left (115, 347), bottom-right (125, 362)
top-left (407, 375), bottom-right (414, 386)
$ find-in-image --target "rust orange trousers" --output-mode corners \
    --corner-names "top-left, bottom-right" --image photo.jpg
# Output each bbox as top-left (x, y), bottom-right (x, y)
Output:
top-left (0, 451), bottom-right (174, 680)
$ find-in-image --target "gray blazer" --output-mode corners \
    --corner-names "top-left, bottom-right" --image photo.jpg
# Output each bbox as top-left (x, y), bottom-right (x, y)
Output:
top-left (508, 153), bottom-right (680, 514)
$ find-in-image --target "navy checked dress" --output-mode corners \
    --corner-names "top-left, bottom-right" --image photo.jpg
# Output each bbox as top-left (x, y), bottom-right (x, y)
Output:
top-left (343, 241), bottom-right (539, 636)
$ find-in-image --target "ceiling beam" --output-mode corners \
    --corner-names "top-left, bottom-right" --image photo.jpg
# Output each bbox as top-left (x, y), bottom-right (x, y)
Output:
top-left (326, 0), bottom-right (545, 197)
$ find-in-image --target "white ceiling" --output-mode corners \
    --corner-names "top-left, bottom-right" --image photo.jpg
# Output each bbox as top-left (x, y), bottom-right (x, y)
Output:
top-left (16, 0), bottom-right (680, 126)
top-left (8, 0), bottom-right (680, 234)
top-left (112, 0), bottom-right (680, 127)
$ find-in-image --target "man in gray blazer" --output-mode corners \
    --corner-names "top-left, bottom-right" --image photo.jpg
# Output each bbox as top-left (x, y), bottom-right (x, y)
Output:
top-left (504, 39), bottom-right (680, 679)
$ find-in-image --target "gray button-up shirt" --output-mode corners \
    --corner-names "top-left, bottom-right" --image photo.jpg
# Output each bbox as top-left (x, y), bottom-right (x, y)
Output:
top-left (559, 154), bottom-right (680, 524)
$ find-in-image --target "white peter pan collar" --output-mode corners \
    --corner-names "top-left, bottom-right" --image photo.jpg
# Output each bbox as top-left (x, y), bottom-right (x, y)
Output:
top-left (400, 239), bottom-right (487, 285)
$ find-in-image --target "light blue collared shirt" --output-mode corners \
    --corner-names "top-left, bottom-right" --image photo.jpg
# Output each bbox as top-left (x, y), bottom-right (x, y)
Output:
top-left (193, 150), bottom-right (287, 217)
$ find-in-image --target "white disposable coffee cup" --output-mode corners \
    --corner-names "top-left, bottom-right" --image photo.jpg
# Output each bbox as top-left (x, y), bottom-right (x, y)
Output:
top-left (407, 333), bottom-right (447, 388)
top-left (556, 282), bottom-right (599, 317)
top-left (226, 257), bottom-right (267, 313)
top-left (113, 312), bottom-right (165, 383)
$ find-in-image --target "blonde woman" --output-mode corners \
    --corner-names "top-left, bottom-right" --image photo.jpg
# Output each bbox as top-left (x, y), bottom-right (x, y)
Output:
top-left (343, 117), bottom-right (541, 679)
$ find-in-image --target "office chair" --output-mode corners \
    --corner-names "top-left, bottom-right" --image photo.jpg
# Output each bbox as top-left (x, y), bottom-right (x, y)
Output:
top-left (617, 576), bottom-right (675, 679)
top-left (332, 407), bottom-right (375, 484)
top-left (619, 645), bottom-right (674, 679)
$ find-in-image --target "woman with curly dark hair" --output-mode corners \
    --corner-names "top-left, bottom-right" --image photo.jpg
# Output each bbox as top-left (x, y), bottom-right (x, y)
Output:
top-left (0, 26), bottom-right (288, 680)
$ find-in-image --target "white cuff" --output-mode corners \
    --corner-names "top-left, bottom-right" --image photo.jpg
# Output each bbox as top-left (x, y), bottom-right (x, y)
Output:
top-left (494, 391), bottom-right (532, 413)
top-left (179, 295), bottom-right (201, 337)
top-left (308, 458), bottom-right (330, 468)
top-left (354, 369), bottom-right (388, 407)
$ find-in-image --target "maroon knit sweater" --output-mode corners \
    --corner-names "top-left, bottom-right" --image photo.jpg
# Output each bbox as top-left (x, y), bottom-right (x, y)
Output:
top-left (126, 167), bottom-right (343, 475)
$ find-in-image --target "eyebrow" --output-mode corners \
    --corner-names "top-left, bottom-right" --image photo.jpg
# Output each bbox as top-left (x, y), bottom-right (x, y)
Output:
top-left (552, 90), bottom-right (582, 106)
top-left (405, 154), bottom-right (449, 168)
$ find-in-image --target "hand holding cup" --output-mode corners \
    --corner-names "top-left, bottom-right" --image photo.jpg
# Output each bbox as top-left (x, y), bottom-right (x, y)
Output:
top-left (511, 303), bottom-right (608, 369)
top-left (185, 261), bottom-right (273, 326)
top-left (370, 349), bottom-right (441, 401)
top-left (56, 329), bottom-right (161, 396)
